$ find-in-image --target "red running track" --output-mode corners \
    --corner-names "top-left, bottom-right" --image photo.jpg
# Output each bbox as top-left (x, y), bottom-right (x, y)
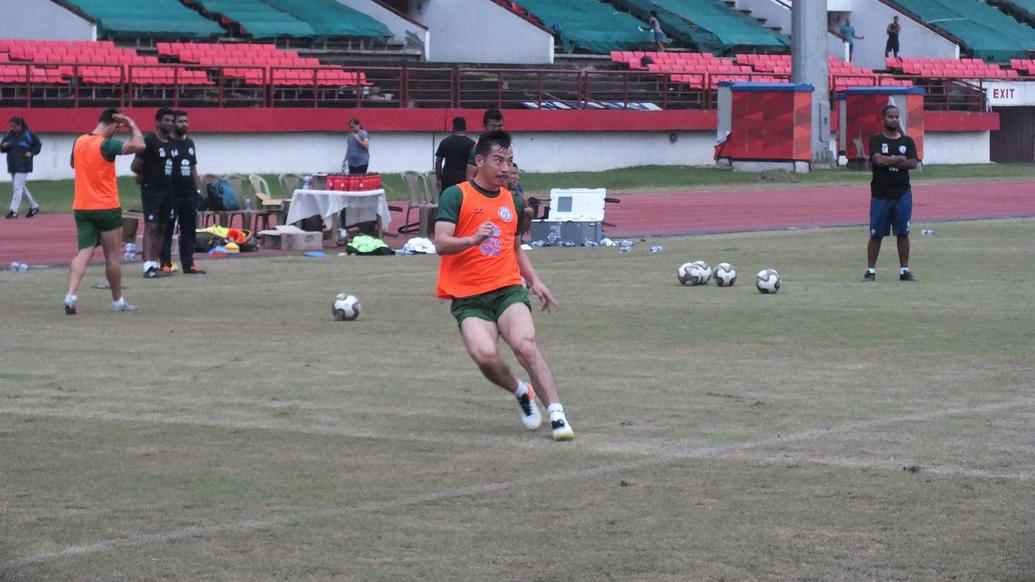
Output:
top-left (2, 180), bottom-right (1034, 266)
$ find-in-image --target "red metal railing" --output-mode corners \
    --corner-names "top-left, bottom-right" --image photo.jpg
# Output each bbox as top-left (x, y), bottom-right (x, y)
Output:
top-left (0, 62), bottom-right (990, 111)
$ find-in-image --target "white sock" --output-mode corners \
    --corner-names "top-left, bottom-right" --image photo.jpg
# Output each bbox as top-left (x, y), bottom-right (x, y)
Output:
top-left (143, 261), bottom-right (155, 272)
top-left (64, 294), bottom-right (77, 306)
top-left (514, 380), bottom-right (529, 398)
top-left (900, 266), bottom-right (910, 274)
top-left (867, 267), bottom-right (876, 274)
top-left (112, 297), bottom-right (124, 307)
top-left (547, 403), bottom-right (565, 417)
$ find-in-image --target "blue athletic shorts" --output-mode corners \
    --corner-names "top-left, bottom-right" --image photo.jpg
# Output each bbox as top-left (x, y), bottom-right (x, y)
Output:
top-left (870, 191), bottom-right (912, 237)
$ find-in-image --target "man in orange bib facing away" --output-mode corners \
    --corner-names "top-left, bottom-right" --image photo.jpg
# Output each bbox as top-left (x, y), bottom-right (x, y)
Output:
top-left (435, 131), bottom-right (574, 441)
top-left (64, 108), bottom-right (146, 315)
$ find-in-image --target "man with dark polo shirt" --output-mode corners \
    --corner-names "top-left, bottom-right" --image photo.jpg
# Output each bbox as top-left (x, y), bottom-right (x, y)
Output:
top-left (159, 110), bottom-right (205, 275)
top-left (131, 108), bottom-right (175, 279)
top-left (64, 108), bottom-right (145, 315)
top-left (865, 104), bottom-right (918, 282)
top-left (435, 130), bottom-right (574, 441)
top-left (435, 116), bottom-right (475, 193)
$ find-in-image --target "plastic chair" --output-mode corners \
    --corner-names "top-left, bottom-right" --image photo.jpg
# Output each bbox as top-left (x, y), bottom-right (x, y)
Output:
top-left (398, 170), bottom-right (438, 236)
top-left (248, 174), bottom-right (283, 229)
top-left (278, 173), bottom-right (303, 196)
top-left (219, 173), bottom-right (262, 231)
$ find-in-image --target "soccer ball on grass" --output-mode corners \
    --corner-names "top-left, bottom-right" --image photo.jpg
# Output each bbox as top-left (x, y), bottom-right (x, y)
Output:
top-left (332, 293), bottom-right (362, 321)
top-left (755, 268), bottom-right (781, 294)
top-left (677, 260), bottom-right (712, 286)
top-left (714, 262), bottom-right (737, 287)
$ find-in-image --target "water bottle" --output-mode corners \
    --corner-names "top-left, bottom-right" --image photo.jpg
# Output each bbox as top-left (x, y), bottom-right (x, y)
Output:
top-left (303, 174), bottom-right (313, 189)
top-left (546, 231), bottom-right (560, 245)
top-left (244, 197), bottom-right (253, 211)
top-left (650, 245), bottom-right (664, 254)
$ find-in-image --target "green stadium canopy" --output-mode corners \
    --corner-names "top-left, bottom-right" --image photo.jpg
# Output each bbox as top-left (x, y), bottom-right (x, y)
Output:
top-left (515, 0), bottom-right (653, 54)
top-left (259, 0), bottom-right (391, 39)
top-left (190, 0), bottom-right (315, 38)
top-left (57, 0), bottom-right (225, 39)
top-left (996, 0), bottom-right (1035, 24)
top-left (614, 0), bottom-right (788, 54)
top-left (890, 0), bottom-right (1035, 62)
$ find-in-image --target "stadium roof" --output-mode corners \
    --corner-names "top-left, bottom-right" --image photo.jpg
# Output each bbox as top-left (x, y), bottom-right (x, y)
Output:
top-left (55, 0), bottom-right (224, 39)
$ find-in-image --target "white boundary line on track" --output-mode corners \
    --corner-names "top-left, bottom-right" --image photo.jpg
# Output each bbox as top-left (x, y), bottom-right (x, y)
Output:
top-left (4, 395), bottom-right (1034, 570)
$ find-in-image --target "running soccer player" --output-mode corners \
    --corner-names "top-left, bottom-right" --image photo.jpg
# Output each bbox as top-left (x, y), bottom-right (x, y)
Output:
top-left (865, 104), bottom-right (918, 282)
top-left (64, 108), bottom-right (145, 315)
top-left (435, 130), bottom-right (574, 441)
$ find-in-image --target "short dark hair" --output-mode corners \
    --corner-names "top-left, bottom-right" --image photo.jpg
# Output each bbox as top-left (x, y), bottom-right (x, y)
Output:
top-left (99, 108), bottom-right (120, 124)
top-left (173, 109), bottom-right (188, 119)
top-left (155, 107), bottom-right (174, 121)
top-left (482, 109), bottom-right (504, 126)
top-left (474, 130), bottom-right (512, 159)
top-left (349, 117), bottom-right (361, 126)
top-left (9, 116), bottom-right (25, 127)
top-left (882, 104), bottom-right (900, 116)
top-left (452, 116), bottom-right (466, 132)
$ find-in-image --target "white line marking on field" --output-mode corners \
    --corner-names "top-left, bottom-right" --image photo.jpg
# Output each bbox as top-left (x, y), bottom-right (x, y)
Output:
top-left (4, 395), bottom-right (1034, 570)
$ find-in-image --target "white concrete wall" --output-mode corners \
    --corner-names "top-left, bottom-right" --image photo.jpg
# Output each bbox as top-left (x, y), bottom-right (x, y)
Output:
top-left (335, 0), bottom-right (429, 59)
top-left (407, 0), bottom-right (553, 65)
top-left (0, 0), bottom-right (95, 40)
top-left (8, 131), bottom-right (717, 181)
top-left (923, 131), bottom-right (990, 165)
top-left (831, 0), bottom-right (958, 70)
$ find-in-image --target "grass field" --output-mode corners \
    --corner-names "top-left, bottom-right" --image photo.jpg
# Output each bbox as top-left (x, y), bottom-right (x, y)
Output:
top-left (2, 218), bottom-right (1034, 580)
top-left (10, 163), bottom-right (1035, 214)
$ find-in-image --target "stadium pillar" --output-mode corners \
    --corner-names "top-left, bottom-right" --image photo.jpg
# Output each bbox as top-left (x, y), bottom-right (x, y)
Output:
top-left (791, 1), bottom-right (833, 165)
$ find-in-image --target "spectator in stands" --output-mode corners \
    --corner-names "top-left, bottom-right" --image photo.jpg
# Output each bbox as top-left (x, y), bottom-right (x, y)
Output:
top-left (342, 118), bottom-right (370, 174)
top-left (64, 108), bottom-right (145, 315)
top-left (2, 116), bottom-right (42, 219)
top-left (885, 16), bottom-right (901, 59)
top-left (648, 10), bottom-right (665, 53)
top-left (864, 104), bottom-right (918, 283)
top-left (131, 108), bottom-right (176, 279)
top-left (435, 116), bottom-right (475, 193)
top-left (466, 109), bottom-right (505, 181)
top-left (840, 16), bottom-right (864, 62)
top-left (159, 110), bottom-right (205, 275)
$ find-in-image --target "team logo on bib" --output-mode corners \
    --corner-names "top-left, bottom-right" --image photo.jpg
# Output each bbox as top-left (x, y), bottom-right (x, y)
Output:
top-left (498, 207), bottom-right (512, 222)
top-left (898, 145), bottom-right (907, 154)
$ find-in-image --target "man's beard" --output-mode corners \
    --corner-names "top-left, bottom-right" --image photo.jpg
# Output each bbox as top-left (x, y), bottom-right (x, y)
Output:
top-left (173, 128), bottom-right (187, 137)
top-left (885, 124), bottom-right (898, 132)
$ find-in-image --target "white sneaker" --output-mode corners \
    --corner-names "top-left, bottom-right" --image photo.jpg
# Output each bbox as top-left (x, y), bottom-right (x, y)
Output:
top-left (111, 299), bottom-right (138, 312)
top-left (516, 385), bottom-right (542, 430)
top-left (550, 411), bottom-right (575, 441)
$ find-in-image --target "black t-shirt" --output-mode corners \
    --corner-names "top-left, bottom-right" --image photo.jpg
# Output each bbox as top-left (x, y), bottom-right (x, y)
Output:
top-left (870, 133), bottom-right (917, 199)
top-left (170, 136), bottom-right (198, 196)
top-left (436, 134), bottom-right (476, 187)
top-left (136, 133), bottom-right (174, 193)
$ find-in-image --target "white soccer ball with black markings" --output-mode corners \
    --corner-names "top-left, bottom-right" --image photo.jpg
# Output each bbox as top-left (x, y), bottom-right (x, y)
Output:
top-left (677, 262), bottom-right (695, 286)
top-left (755, 268), bottom-right (781, 294)
top-left (714, 262), bottom-right (737, 287)
top-left (689, 260), bottom-right (712, 285)
top-left (332, 293), bottom-right (362, 321)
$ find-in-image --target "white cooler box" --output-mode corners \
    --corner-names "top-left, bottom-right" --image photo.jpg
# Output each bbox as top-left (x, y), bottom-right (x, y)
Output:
top-left (529, 188), bottom-right (607, 245)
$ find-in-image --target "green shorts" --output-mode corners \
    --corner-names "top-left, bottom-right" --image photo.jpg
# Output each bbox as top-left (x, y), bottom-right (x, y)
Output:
top-left (74, 208), bottom-right (123, 250)
top-left (450, 285), bottom-right (530, 326)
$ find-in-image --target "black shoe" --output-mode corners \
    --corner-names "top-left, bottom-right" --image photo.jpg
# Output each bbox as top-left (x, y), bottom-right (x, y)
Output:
top-left (65, 302), bottom-right (76, 316)
top-left (143, 267), bottom-right (168, 279)
top-left (4, 211), bottom-right (16, 219)
top-left (899, 271), bottom-right (918, 282)
top-left (26, 207), bottom-right (39, 218)
top-left (184, 266), bottom-right (207, 275)
top-left (862, 271), bottom-right (876, 282)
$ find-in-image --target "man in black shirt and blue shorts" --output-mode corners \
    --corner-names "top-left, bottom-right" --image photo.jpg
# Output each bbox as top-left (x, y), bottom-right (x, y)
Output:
top-left (131, 108), bottom-right (175, 278)
top-left (865, 104), bottom-right (918, 282)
